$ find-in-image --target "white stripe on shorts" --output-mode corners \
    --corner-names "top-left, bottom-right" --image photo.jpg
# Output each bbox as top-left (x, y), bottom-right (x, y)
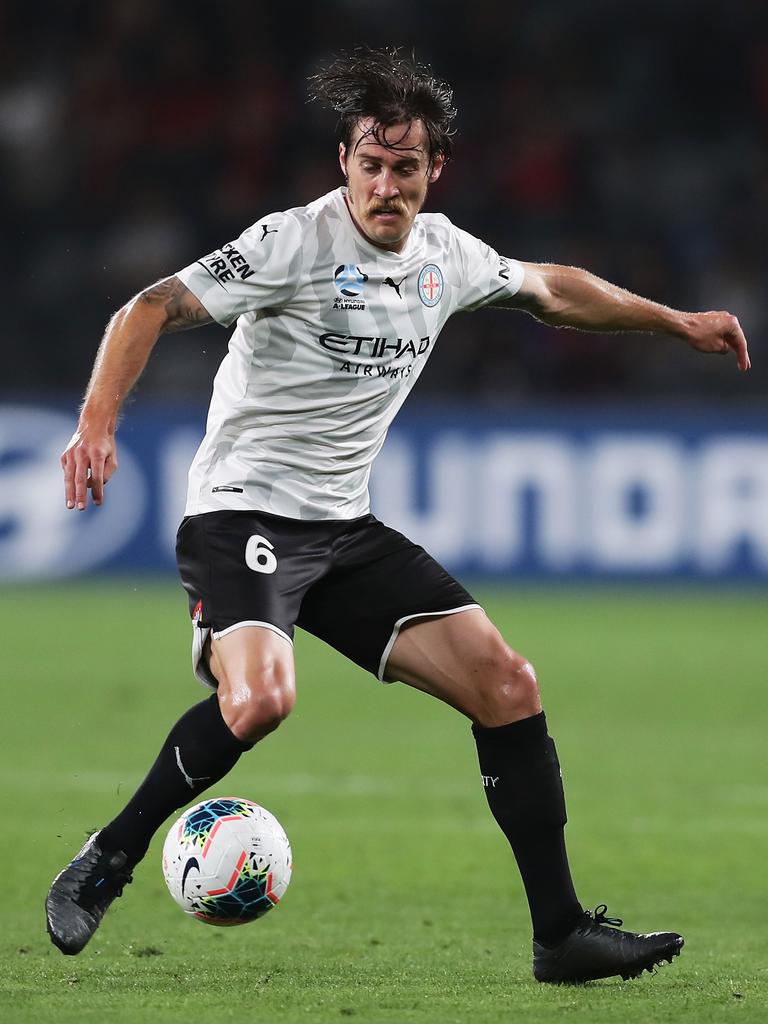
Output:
top-left (212, 620), bottom-right (293, 645)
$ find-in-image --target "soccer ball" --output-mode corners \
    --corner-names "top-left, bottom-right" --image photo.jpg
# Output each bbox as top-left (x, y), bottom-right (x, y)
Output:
top-left (162, 796), bottom-right (292, 926)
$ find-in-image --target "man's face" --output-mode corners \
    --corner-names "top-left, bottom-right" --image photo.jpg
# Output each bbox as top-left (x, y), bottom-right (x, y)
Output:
top-left (340, 118), bottom-right (444, 252)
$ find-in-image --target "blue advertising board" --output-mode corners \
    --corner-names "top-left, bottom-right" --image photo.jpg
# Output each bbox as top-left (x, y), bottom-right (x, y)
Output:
top-left (2, 402), bottom-right (767, 581)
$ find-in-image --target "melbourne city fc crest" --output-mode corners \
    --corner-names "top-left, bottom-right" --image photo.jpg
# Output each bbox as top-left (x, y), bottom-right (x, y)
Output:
top-left (418, 264), bottom-right (444, 307)
top-left (333, 264), bottom-right (368, 310)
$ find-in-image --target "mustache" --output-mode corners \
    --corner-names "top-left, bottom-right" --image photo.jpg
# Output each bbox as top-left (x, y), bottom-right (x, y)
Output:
top-left (369, 203), bottom-right (405, 214)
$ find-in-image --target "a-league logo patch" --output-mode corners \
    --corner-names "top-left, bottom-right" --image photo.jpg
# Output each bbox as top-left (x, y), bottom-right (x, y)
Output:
top-left (334, 264), bottom-right (368, 298)
top-left (333, 264), bottom-right (368, 311)
top-left (418, 264), bottom-right (444, 307)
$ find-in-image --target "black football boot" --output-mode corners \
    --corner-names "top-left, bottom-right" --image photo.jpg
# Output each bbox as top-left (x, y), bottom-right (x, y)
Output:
top-left (46, 832), bottom-right (133, 955)
top-left (533, 905), bottom-right (684, 983)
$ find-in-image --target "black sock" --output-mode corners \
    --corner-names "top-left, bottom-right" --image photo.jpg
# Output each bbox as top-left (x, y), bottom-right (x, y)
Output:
top-left (473, 711), bottom-right (583, 946)
top-left (99, 694), bottom-right (252, 864)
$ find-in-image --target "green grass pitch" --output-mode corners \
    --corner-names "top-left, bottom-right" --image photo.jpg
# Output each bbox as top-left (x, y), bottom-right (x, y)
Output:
top-left (3, 582), bottom-right (766, 1023)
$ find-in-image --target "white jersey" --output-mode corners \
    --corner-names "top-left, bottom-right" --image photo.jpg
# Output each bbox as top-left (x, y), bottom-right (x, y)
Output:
top-left (177, 187), bottom-right (524, 520)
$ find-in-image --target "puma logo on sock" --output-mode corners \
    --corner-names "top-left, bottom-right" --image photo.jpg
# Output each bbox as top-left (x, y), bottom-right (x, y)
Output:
top-left (175, 746), bottom-right (211, 789)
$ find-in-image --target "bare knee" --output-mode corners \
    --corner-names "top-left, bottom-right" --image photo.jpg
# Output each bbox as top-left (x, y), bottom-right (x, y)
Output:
top-left (472, 642), bottom-right (541, 727)
top-left (216, 657), bottom-right (296, 744)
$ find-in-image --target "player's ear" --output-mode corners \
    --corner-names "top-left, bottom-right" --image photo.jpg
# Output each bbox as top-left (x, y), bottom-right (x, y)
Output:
top-left (428, 153), bottom-right (445, 184)
top-left (339, 143), bottom-right (347, 180)
top-left (430, 151), bottom-right (448, 184)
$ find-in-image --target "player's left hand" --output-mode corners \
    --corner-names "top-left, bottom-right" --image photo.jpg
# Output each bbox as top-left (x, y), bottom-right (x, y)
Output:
top-left (685, 311), bottom-right (751, 371)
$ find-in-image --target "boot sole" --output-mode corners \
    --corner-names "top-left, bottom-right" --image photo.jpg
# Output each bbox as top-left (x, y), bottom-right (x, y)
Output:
top-left (536, 936), bottom-right (684, 984)
top-left (619, 938), bottom-right (684, 981)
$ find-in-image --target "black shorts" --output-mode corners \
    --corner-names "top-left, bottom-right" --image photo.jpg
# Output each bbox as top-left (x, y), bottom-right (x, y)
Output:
top-left (176, 510), bottom-right (479, 686)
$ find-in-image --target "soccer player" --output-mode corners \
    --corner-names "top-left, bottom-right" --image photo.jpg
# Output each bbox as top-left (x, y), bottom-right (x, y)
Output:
top-left (47, 49), bottom-right (750, 982)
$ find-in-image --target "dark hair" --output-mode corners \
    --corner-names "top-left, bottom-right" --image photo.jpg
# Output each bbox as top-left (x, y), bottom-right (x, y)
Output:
top-left (308, 47), bottom-right (457, 166)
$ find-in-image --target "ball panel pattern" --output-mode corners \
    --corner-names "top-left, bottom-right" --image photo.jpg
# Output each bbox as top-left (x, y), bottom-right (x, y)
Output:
top-left (162, 797), bottom-right (292, 926)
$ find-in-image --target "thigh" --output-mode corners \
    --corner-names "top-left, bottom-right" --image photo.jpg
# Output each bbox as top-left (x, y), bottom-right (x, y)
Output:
top-left (210, 623), bottom-right (296, 719)
top-left (209, 623), bottom-right (295, 683)
top-left (385, 607), bottom-right (530, 720)
top-left (176, 510), bottom-right (334, 688)
top-left (297, 517), bottom-right (480, 681)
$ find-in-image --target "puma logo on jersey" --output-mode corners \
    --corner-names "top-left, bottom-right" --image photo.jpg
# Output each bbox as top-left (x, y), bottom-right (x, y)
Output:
top-left (383, 276), bottom-right (406, 299)
top-left (260, 224), bottom-right (279, 241)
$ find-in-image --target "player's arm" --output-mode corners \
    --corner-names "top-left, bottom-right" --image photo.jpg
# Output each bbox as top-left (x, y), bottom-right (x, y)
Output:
top-left (62, 276), bottom-right (212, 510)
top-left (506, 262), bottom-right (751, 372)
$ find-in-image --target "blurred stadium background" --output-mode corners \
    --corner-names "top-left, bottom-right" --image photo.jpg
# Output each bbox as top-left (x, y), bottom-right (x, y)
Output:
top-left (3, 4), bottom-right (767, 1019)
top-left (2, 0), bottom-right (766, 584)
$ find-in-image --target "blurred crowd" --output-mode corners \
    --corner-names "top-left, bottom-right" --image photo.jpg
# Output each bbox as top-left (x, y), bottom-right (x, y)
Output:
top-left (2, 0), bottom-right (766, 405)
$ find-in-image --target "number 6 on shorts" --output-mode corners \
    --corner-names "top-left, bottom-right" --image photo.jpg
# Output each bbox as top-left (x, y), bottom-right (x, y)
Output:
top-left (245, 535), bottom-right (278, 574)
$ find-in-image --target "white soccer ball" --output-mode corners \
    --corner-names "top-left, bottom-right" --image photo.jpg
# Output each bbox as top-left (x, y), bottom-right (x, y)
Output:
top-left (162, 796), bottom-right (292, 926)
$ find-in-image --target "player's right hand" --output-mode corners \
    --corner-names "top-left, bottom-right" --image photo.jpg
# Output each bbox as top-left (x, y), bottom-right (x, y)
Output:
top-left (60, 428), bottom-right (118, 510)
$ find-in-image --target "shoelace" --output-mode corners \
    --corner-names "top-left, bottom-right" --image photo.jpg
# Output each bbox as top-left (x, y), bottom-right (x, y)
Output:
top-left (588, 904), bottom-right (624, 928)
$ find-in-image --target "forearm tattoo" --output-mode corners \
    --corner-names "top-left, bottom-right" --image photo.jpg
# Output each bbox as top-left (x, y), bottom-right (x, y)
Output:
top-left (139, 276), bottom-right (213, 333)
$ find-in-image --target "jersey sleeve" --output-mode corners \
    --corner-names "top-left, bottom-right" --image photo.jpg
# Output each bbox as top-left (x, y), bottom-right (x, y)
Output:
top-left (175, 212), bottom-right (303, 327)
top-left (452, 226), bottom-right (525, 312)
